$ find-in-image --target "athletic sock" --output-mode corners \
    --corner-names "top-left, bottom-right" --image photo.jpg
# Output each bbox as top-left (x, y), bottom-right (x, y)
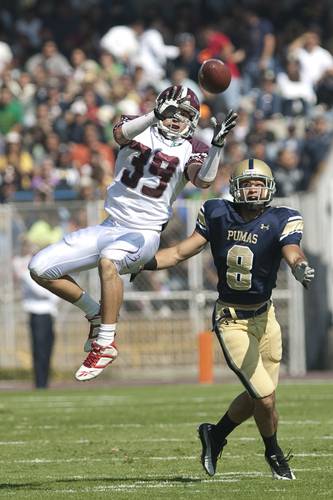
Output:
top-left (96, 323), bottom-right (116, 346)
top-left (73, 291), bottom-right (100, 318)
top-left (262, 432), bottom-right (284, 456)
top-left (213, 412), bottom-right (239, 443)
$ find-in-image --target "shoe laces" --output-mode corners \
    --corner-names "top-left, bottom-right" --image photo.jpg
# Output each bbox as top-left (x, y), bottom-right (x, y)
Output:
top-left (274, 450), bottom-right (294, 473)
top-left (216, 438), bottom-right (227, 460)
top-left (84, 349), bottom-right (102, 368)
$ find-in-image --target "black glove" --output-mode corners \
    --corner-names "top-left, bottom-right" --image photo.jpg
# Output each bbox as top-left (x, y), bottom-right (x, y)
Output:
top-left (130, 271), bottom-right (140, 283)
top-left (211, 110), bottom-right (238, 147)
top-left (130, 257), bottom-right (158, 282)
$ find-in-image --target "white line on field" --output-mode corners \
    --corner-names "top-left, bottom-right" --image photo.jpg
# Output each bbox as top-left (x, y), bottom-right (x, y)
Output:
top-left (1, 436), bottom-right (333, 447)
top-left (52, 480), bottom-right (242, 494)
top-left (1, 451), bottom-right (332, 465)
top-left (293, 453), bottom-right (333, 457)
top-left (12, 419), bottom-right (329, 432)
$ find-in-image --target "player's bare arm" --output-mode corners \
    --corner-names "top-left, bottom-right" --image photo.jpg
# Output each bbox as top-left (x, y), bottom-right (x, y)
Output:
top-left (146, 230), bottom-right (208, 270)
top-left (282, 244), bottom-right (315, 287)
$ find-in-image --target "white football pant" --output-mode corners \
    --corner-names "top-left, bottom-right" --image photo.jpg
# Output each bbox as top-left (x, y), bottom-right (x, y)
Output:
top-left (29, 219), bottom-right (160, 280)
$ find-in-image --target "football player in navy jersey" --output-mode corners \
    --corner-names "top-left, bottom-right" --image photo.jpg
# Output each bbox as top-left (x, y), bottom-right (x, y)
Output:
top-left (29, 85), bottom-right (237, 382)
top-left (139, 158), bottom-right (315, 480)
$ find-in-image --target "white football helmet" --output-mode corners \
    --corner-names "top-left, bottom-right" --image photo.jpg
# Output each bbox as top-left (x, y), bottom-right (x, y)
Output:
top-left (155, 85), bottom-right (200, 140)
top-left (230, 158), bottom-right (276, 205)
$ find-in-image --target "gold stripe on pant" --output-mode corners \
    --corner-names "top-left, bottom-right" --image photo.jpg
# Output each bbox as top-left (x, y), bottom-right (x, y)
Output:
top-left (214, 303), bottom-right (282, 399)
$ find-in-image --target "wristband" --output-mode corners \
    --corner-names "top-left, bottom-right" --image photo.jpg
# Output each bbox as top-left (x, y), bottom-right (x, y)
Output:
top-left (197, 146), bottom-right (223, 183)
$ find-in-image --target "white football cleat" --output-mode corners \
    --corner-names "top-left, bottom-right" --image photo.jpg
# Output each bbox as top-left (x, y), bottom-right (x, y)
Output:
top-left (84, 314), bottom-right (101, 352)
top-left (75, 341), bottom-right (118, 381)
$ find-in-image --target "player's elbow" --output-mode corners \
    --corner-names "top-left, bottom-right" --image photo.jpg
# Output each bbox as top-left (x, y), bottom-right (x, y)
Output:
top-left (113, 127), bottom-right (130, 146)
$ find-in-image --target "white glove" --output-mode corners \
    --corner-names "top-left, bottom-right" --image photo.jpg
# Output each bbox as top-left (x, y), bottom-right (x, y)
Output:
top-left (211, 110), bottom-right (238, 147)
top-left (154, 87), bottom-right (185, 120)
top-left (292, 261), bottom-right (315, 288)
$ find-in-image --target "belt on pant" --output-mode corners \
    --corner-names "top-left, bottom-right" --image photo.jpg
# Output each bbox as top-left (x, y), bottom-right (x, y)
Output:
top-left (219, 301), bottom-right (270, 320)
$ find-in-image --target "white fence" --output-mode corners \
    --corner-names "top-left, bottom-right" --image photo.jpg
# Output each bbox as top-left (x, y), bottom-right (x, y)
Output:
top-left (0, 196), bottom-right (312, 382)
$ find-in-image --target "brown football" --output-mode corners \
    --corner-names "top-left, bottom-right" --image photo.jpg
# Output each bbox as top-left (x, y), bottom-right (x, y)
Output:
top-left (198, 59), bottom-right (232, 93)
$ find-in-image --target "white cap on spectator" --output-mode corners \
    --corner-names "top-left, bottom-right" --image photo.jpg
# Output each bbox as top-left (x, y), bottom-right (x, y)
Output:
top-left (97, 105), bottom-right (115, 125)
top-left (116, 99), bottom-right (140, 115)
top-left (6, 131), bottom-right (21, 143)
top-left (70, 100), bottom-right (87, 115)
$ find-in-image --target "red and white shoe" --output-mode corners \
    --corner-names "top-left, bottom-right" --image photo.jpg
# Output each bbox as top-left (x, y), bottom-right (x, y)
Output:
top-left (75, 341), bottom-right (118, 381)
top-left (84, 314), bottom-right (101, 352)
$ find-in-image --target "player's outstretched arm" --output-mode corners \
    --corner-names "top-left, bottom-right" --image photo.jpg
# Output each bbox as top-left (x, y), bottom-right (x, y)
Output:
top-left (282, 244), bottom-right (315, 288)
top-left (142, 230), bottom-right (207, 274)
top-left (130, 231), bottom-right (207, 282)
top-left (188, 110), bottom-right (238, 188)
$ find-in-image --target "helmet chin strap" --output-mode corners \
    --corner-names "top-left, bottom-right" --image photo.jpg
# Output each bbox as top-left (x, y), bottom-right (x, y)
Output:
top-left (157, 113), bottom-right (193, 140)
top-left (156, 126), bottom-right (186, 146)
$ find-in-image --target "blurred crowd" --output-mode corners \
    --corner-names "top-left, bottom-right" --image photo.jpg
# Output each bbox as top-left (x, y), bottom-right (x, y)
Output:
top-left (1, 0), bottom-right (333, 204)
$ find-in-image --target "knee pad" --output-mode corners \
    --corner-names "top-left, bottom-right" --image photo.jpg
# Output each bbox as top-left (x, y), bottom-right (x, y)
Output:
top-left (28, 253), bottom-right (62, 280)
top-left (28, 253), bottom-right (45, 278)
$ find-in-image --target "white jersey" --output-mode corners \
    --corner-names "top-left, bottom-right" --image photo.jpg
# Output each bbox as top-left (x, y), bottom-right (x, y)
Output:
top-left (104, 117), bottom-right (208, 230)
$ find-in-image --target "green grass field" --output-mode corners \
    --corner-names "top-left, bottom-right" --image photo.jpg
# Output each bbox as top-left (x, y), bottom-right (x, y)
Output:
top-left (0, 381), bottom-right (332, 499)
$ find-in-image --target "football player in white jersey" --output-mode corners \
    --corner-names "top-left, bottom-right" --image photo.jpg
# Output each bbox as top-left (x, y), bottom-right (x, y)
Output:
top-left (29, 85), bottom-right (237, 381)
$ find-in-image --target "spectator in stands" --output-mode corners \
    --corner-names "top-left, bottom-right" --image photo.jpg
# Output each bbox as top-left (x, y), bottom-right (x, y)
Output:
top-left (168, 67), bottom-right (203, 102)
top-left (254, 70), bottom-right (282, 120)
top-left (273, 148), bottom-right (303, 197)
top-left (26, 40), bottom-right (72, 78)
top-left (31, 157), bottom-right (60, 202)
top-left (301, 115), bottom-right (333, 188)
top-left (279, 123), bottom-right (305, 156)
top-left (41, 132), bottom-right (63, 165)
top-left (63, 100), bottom-right (88, 143)
top-left (100, 19), bottom-right (143, 63)
top-left (13, 237), bottom-right (58, 389)
top-left (15, 7), bottom-right (42, 50)
top-left (288, 30), bottom-right (333, 88)
top-left (241, 9), bottom-right (276, 91)
top-left (0, 131), bottom-right (33, 197)
top-left (276, 57), bottom-right (317, 117)
top-left (198, 23), bottom-right (245, 110)
top-left (232, 107), bottom-right (251, 143)
top-left (138, 17), bottom-right (179, 85)
top-left (0, 38), bottom-right (13, 75)
top-left (246, 117), bottom-right (276, 152)
top-left (70, 48), bottom-right (91, 84)
top-left (170, 32), bottom-right (201, 82)
top-left (70, 122), bottom-right (115, 178)
top-left (15, 72), bottom-right (37, 127)
top-left (0, 86), bottom-right (23, 134)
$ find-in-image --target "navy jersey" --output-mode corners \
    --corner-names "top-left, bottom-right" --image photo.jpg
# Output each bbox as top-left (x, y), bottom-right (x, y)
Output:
top-left (196, 199), bottom-right (303, 305)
